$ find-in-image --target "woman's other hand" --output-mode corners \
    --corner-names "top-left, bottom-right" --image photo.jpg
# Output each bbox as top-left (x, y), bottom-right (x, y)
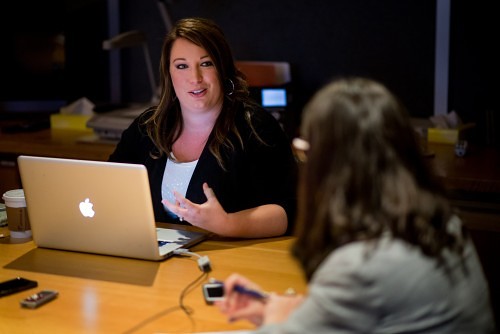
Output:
top-left (215, 274), bottom-right (267, 326)
top-left (262, 293), bottom-right (304, 325)
top-left (215, 273), bottom-right (304, 326)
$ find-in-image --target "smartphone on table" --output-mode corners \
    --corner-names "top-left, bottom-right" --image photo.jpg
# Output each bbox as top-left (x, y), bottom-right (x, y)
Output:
top-left (0, 277), bottom-right (38, 298)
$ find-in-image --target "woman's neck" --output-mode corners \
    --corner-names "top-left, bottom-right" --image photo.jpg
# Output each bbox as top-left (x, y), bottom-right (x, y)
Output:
top-left (181, 102), bottom-right (222, 132)
top-left (172, 106), bottom-right (221, 162)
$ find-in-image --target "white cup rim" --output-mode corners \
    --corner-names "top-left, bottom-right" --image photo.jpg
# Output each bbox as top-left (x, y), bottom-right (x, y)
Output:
top-left (2, 189), bottom-right (26, 208)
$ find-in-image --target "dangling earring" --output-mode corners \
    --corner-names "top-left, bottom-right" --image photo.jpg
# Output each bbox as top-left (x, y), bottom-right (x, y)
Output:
top-left (226, 78), bottom-right (235, 96)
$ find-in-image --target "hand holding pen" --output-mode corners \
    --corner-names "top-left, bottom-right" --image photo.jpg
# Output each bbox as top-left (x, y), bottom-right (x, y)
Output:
top-left (213, 274), bottom-right (303, 326)
top-left (221, 281), bottom-right (296, 301)
top-left (207, 278), bottom-right (269, 301)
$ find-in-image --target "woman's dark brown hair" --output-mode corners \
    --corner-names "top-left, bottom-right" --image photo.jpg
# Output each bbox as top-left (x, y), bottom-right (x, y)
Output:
top-left (142, 17), bottom-right (258, 167)
top-left (292, 77), bottom-right (464, 280)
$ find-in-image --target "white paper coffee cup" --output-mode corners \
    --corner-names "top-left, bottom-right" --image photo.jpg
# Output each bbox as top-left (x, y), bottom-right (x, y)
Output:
top-left (2, 189), bottom-right (32, 238)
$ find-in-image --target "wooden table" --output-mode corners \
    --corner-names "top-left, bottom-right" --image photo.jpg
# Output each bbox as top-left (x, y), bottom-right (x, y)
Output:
top-left (1, 127), bottom-right (499, 328)
top-left (0, 224), bottom-right (306, 333)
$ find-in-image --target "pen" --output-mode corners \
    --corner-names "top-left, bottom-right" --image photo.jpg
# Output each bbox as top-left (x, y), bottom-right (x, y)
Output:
top-left (234, 284), bottom-right (269, 300)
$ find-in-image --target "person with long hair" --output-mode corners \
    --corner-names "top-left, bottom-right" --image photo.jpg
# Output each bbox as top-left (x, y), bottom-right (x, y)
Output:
top-left (109, 17), bottom-right (296, 238)
top-left (215, 77), bottom-right (495, 332)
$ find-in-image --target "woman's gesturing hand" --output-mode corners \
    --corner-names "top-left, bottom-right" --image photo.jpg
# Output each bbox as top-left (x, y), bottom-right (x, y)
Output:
top-left (162, 182), bottom-right (231, 235)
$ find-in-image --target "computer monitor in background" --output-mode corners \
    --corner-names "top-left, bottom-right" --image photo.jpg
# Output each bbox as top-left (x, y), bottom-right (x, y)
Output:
top-left (259, 87), bottom-right (288, 124)
top-left (236, 61), bottom-right (292, 129)
top-left (262, 88), bottom-right (287, 108)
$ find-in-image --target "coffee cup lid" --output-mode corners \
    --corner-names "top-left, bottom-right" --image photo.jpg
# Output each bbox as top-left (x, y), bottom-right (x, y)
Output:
top-left (2, 189), bottom-right (26, 208)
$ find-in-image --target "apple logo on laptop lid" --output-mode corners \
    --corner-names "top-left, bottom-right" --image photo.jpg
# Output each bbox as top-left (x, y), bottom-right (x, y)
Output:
top-left (79, 198), bottom-right (95, 218)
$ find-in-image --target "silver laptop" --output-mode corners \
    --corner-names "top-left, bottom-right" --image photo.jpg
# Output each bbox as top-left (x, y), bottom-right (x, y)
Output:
top-left (17, 155), bottom-right (208, 261)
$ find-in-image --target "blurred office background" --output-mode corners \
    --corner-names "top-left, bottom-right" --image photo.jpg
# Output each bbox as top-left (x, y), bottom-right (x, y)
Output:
top-left (0, 0), bottom-right (498, 145)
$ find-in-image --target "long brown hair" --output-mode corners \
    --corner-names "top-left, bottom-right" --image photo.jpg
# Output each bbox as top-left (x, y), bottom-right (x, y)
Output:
top-left (292, 77), bottom-right (464, 280)
top-left (142, 17), bottom-right (258, 167)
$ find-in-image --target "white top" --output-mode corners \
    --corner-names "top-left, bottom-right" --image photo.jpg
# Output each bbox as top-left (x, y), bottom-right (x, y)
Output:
top-left (161, 157), bottom-right (198, 216)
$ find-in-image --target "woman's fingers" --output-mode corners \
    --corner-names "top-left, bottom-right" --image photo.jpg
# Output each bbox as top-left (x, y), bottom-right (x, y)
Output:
top-left (203, 182), bottom-right (216, 199)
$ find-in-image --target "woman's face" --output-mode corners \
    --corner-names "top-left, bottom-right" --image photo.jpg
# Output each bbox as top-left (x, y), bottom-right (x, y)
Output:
top-left (169, 38), bottom-right (223, 115)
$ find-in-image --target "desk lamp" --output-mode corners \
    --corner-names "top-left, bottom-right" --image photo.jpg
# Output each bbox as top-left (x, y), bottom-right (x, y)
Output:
top-left (102, 30), bottom-right (158, 103)
top-left (86, 31), bottom-right (158, 141)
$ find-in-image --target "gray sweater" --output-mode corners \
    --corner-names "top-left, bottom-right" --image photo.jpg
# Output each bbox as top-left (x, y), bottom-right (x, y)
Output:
top-left (257, 218), bottom-right (495, 333)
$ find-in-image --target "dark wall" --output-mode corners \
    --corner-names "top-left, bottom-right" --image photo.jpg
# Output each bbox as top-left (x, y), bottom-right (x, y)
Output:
top-left (0, 1), bottom-right (65, 101)
top-left (117, 0), bottom-right (498, 144)
top-left (0, 0), bottom-right (110, 114)
top-left (448, 0), bottom-right (499, 146)
top-left (65, 1), bottom-right (110, 103)
top-left (119, 0), bottom-right (436, 136)
top-left (4, 1), bottom-right (496, 145)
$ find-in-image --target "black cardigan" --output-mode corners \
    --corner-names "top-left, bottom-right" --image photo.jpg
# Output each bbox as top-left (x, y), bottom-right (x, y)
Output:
top-left (108, 105), bottom-right (297, 234)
